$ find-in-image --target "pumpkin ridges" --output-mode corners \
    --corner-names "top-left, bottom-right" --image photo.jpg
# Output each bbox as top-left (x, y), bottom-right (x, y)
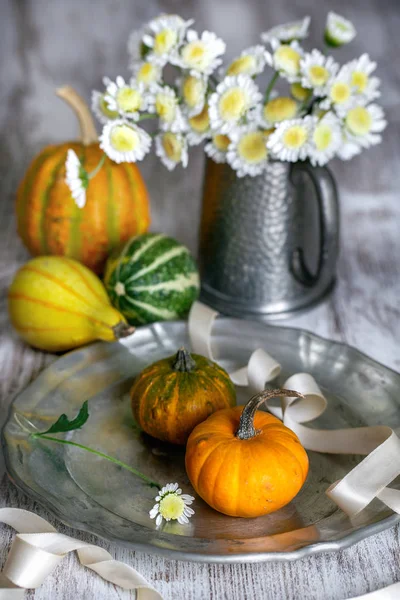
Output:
top-left (114, 163), bottom-right (137, 242)
top-left (124, 163), bottom-right (150, 233)
top-left (62, 259), bottom-right (110, 306)
top-left (105, 160), bottom-right (119, 251)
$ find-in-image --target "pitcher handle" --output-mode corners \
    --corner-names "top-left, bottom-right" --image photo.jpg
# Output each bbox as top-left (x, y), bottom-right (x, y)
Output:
top-left (290, 162), bottom-right (339, 288)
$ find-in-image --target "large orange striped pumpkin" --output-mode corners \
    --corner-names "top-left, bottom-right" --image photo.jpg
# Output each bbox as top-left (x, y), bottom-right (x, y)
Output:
top-left (16, 86), bottom-right (151, 274)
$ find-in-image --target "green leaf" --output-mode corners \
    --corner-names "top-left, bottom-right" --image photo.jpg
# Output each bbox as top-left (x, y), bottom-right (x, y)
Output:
top-left (34, 401), bottom-right (89, 437)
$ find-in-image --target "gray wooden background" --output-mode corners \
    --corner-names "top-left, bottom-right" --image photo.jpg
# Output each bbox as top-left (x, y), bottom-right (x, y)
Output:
top-left (1, 0), bottom-right (400, 598)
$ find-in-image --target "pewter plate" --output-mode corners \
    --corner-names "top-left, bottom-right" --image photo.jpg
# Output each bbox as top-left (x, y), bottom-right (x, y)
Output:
top-left (3, 319), bottom-right (400, 563)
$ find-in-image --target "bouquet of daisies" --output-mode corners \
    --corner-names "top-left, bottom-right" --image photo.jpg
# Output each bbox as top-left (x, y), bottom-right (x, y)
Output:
top-left (66, 12), bottom-right (386, 205)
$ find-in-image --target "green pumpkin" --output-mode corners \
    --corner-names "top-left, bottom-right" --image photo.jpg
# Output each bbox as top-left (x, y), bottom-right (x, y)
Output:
top-left (104, 233), bottom-right (200, 326)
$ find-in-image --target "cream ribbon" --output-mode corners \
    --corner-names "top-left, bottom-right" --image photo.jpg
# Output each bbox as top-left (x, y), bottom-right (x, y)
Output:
top-left (0, 508), bottom-right (162, 599)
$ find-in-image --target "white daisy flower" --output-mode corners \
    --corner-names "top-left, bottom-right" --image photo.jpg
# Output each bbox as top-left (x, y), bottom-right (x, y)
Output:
top-left (320, 70), bottom-right (356, 115)
top-left (149, 483), bottom-right (195, 527)
top-left (155, 132), bottom-right (189, 170)
top-left (336, 136), bottom-right (362, 160)
top-left (254, 96), bottom-right (299, 129)
top-left (142, 14), bottom-right (192, 66)
top-left (104, 77), bottom-right (147, 121)
top-left (265, 39), bottom-right (304, 83)
top-left (91, 90), bottom-right (119, 124)
top-left (325, 12), bottom-right (356, 47)
top-left (186, 104), bottom-right (211, 145)
top-left (208, 75), bottom-right (262, 134)
top-left (227, 125), bottom-right (269, 177)
top-left (300, 50), bottom-right (339, 97)
top-left (226, 45), bottom-right (267, 77)
top-left (204, 133), bottom-right (232, 163)
top-left (341, 54), bottom-right (381, 103)
top-left (261, 16), bottom-right (311, 44)
top-left (148, 85), bottom-right (186, 133)
top-left (173, 30), bottom-right (226, 77)
top-left (179, 74), bottom-right (207, 117)
top-left (127, 26), bottom-right (147, 63)
top-left (343, 103), bottom-right (386, 149)
top-left (100, 120), bottom-right (152, 163)
top-left (308, 113), bottom-right (342, 166)
top-left (65, 149), bottom-right (88, 209)
top-left (131, 61), bottom-right (162, 88)
top-left (267, 116), bottom-right (314, 162)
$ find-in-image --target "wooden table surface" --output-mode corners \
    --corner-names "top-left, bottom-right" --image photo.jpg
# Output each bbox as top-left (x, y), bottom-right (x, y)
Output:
top-left (1, 0), bottom-right (400, 598)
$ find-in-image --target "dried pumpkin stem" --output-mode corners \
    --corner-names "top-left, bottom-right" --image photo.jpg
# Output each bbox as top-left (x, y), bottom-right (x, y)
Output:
top-left (235, 388), bottom-right (304, 440)
top-left (113, 321), bottom-right (135, 340)
top-left (56, 85), bottom-right (98, 146)
top-left (173, 347), bottom-right (196, 372)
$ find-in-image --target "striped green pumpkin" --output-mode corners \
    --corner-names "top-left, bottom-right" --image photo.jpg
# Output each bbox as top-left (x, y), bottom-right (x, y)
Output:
top-left (104, 233), bottom-right (200, 325)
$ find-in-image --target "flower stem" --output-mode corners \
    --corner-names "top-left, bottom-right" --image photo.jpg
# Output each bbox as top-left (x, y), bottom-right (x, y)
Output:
top-left (32, 434), bottom-right (161, 489)
top-left (264, 72), bottom-right (279, 104)
top-left (138, 112), bottom-right (155, 121)
top-left (88, 154), bottom-right (106, 180)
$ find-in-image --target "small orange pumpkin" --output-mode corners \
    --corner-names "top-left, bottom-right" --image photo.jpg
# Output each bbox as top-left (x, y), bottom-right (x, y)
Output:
top-left (185, 388), bottom-right (309, 518)
top-left (16, 86), bottom-right (150, 274)
top-left (131, 347), bottom-right (236, 445)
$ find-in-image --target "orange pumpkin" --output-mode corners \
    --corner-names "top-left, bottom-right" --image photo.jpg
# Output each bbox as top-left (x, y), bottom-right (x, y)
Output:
top-left (185, 388), bottom-right (309, 518)
top-left (16, 86), bottom-right (150, 274)
top-left (131, 347), bottom-right (236, 445)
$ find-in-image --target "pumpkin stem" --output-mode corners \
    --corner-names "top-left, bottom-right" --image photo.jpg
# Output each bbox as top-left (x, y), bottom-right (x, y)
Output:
top-left (173, 347), bottom-right (196, 372)
top-left (235, 388), bottom-right (304, 440)
top-left (56, 85), bottom-right (98, 146)
top-left (113, 321), bottom-right (135, 340)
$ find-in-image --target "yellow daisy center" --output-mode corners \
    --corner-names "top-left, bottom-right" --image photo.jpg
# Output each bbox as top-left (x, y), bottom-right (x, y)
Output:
top-left (219, 88), bottom-right (247, 121)
top-left (227, 55), bottom-right (256, 76)
top-left (116, 87), bottom-right (142, 113)
top-left (330, 82), bottom-right (351, 104)
top-left (213, 134), bottom-right (231, 151)
top-left (264, 97), bottom-right (297, 123)
top-left (274, 46), bottom-right (301, 75)
top-left (99, 95), bottom-right (118, 119)
top-left (162, 132), bottom-right (182, 162)
top-left (137, 63), bottom-right (158, 85)
top-left (290, 83), bottom-right (311, 102)
top-left (189, 105), bottom-right (209, 133)
top-left (182, 76), bottom-right (204, 108)
top-left (156, 93), bottom-right (176, 122)
top-left (345, 106), bottom-right (372, 136)
top-left (159, 494), bottom-right (185, 520)
top-left (181, 41), bottom-right (209, 70)
top-left (283, 125), bottom-right (308, 149)
top-left (154, 29), bottom-right (177, 55)
top-left (308, 65), bottom-right (330, 86)
top-left (110, 125), bottom-right (139, 152)
top-left (237, 131), bottom-right (267, 163)
top-left (313, 124), bottom-right (333, 150)
top-left (351, 71), bottom-right (368, 92)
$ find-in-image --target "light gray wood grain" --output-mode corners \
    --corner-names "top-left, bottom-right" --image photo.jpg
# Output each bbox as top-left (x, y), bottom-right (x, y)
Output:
top-left (1, 0), bottom-right (400, 598)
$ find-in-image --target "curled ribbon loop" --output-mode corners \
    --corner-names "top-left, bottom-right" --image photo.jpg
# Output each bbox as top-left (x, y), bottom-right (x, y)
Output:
top-left (188, 302), bottom-right (400, 519)
top-left (0, 508), bottom-right (162, 600)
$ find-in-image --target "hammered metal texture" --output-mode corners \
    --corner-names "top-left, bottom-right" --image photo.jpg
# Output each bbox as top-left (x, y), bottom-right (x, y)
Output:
top-left (199, 160), bottom-right (338, 318)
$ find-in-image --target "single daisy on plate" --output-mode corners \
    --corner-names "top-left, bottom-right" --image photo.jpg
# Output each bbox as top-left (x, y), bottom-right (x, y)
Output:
top-left (142, 14), bottom-right (192, 66)
top-left (208, 75), bottom-right (262, 134)
top-left (186, 104), bottom-right (211, 145)
top-left (148, 85), bottom-right (186, 133)
top-left (341, 54), bottom-right (381, 103)
top-left (261, 16), bottom-right (311, 44)
top-left (226, 45), bottom-right (267, 77)
top-left (131, 61), bottom-right (162, 88)
top-left (91, 90), bottom-right (119, 124)
top-left (173, 30), bottom-right (226, 77)
top-left (179, 74), bottom-right (207, 117)
top-left (104, 77), bottom-right (147, 120)
top-left (204, 133), bottom-right (232, 163)
top-left (149, 483), bottom-right (195, 527)
top-left (343, 103), bottom-right (386, 148)
top-left (300, 50), bottom-right (339, 97)
top-left (308, 113), bottom-right (342, 166)
top-left (325, 11), bottom-right (356, 47)
top-left (155, 132), bottom-right (189, 170)
top-left (65, 149), bottom-right (88, 208)
top-left (100, 120), bottom-right (152, 163)
top-left (255, 96), bottom-right (299, 129)
top-left (265, 39), bottom-right (304, 83)
top-left (267, 116), bottom-right (314, 162)
top-left (227, 125), bottom-right (269, 177)
top-left (320, 70), bottom-right (355, 115)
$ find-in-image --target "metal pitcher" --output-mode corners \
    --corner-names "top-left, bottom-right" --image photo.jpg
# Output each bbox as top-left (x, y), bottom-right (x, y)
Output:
top-left (198, 158), bottom-right (339, 320)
